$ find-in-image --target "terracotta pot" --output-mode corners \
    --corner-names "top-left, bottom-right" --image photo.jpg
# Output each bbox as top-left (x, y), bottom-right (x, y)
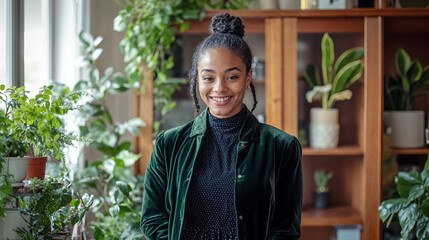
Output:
top-left (25, 156), bottom-right (47, 180)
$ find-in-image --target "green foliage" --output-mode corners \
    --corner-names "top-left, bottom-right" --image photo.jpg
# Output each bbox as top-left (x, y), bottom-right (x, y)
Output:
top-left (314, 169), bottom-right (333, 193)
top-left (0, 84), bottom-right (82, 160)
top-left (114, 0), bottom-right (255, 128)
top-left (13, 177), bottom-right (93, 239)
top-left (74, 31), bottom-right (145, 239)
top-left (0, 172), bottom-right (13, 218)
top-left (303, 33), bottom-right (364, 109)
top-left (379, 154), bottom-right (429, 240)
top-left (384, 48), bottom-right (429, 111)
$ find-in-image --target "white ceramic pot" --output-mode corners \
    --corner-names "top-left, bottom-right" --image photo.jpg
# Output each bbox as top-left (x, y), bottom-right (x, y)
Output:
top-left (2, 156), bottom-right (29, 183)
top-left (259, 0), bottom-right (278, 9)
top-left (278, 0), bottom-right (300, 9)
top-left (384, 111), bottom-right (425, 148)
top-left (0, 209), bottom-right (28, 240)
top-left (310, 108), bottom-right (339, 149)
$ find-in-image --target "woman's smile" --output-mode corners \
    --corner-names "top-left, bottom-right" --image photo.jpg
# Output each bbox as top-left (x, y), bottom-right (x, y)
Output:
top-left (197, 47), bottom-right (252, 118)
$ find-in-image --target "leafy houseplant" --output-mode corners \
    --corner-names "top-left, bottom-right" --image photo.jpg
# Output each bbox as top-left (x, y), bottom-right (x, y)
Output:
top-left (13, 177), bottom-right (93, 239)
top-left (302, 33), bottom-right (364, 149)
top-left (384, 48), bottom-right (429, 148)
top-left (379, 155), bottom-right (429, 240)
top-left (74, 31), bottom-right (146, 240)
top-left (313, 169), bottom-right (333, 209)
top-left (0, 84), bottom-right (81, 181)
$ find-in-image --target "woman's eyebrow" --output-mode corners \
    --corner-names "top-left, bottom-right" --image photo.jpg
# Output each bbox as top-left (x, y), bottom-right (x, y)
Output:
top-left (224, 67), bottom-right (241, 73)
top-left (200, 68), bottom-right (215, 74)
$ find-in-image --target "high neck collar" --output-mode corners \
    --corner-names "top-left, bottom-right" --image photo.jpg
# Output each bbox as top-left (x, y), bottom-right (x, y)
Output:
top-left (207, 106), bottom-right (246, 130)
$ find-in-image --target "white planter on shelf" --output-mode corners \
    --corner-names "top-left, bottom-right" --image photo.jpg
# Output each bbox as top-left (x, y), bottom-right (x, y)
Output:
top-left (278, 0), bottom-right (300, 9)
top-left (310, 108), bottom-right (339, 149)
top-left (384, 111), bottom-right (425, 148)
top-left (2, 156), bottom-right (29, 183)
top-left (259, 0), bottom-right (278, 9)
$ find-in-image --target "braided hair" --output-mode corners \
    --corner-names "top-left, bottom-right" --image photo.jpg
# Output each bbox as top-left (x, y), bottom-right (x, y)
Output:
top-left (189, 13), bottom-right (257, 116)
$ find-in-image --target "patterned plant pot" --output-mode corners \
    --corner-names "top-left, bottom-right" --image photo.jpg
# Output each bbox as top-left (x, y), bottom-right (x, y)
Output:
top-left (309, 108), bottom-right (339, 149)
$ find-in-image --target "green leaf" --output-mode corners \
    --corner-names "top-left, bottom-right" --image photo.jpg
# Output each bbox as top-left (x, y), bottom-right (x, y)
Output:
top-left (333, 47), bottom-right (364, 76)
top-left (406, 184), bottom-right (425, 204)
top-left (321, 33), bottom-right (334, 85)
top-left (303, 64), bottom-right (319, 88)
top-left (407, 60), bottom-right (423, 83)
top-left (422, 199), bottom-right (429, 217)
top-left (69, 199), bottom-right (80, 207)
top-left (398, 203), bottom-right (419, 240)
top-left (331, 60), bottom-right (363, 94)
top-left (0, 84), bottom-right (5, 90)
top-left (425, 154), bottom-right (429, 170)
top-left (306, 85), bottom-right (332, 103)
top-left (103, 159), bottom-right (116, 174)
top-left (183, 10), bottom-right (198, 19)
top-left (416, 216), bottom-right (429, 240)
top-left (117, 150), bottom-right (140, 167)
top-left (117, 181), bottom-right (132, 196)
top-left (109, 205), bottom-right (120, 217)
top-left (379, 198), bottom-right (408, 222)
top-left (396, 48), bottom-right (412, 77)
top-left (396, 172), bottom-right (420, 198)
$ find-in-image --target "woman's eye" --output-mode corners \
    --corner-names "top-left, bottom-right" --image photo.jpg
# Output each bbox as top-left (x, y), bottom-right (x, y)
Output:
top-left (203, 77), bottom-right (213, 81)
top-left (227, 75), bottom-right (239, 80)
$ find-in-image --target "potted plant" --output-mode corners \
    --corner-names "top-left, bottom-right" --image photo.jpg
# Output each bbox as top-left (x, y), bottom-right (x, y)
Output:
top-left (11, 177), bottom-right (93, 239)
top-left (1, 84), bottom-right (82, 181)
top-left (313, 169), bottom-right (333, 209)
top-left (384, 48), bottom-right (429, 148)
top-left (1, 85), bottom-right (31, 184)
top-left (379, 154), bottom-right (429, 240)
top-left (303, 33), bottom-right (364, 149)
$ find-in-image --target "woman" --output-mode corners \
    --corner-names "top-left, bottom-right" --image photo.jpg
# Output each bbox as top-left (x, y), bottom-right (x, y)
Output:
top-left (141, 13), bottom-right (302, 240)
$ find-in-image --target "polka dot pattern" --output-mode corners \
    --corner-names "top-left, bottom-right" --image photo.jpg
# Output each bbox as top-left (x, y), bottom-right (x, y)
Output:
top-left (181, 107), bottom-right (246, 239)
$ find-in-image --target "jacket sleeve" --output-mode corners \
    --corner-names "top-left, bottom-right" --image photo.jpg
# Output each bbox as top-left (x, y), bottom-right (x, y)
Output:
top-left (140, 131), bottom-right (169, 239)
top-left (268, 136), bottom-right (303, 240)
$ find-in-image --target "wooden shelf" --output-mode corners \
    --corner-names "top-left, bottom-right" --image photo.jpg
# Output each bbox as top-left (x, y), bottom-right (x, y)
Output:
top-left (302, 205), bottom-right (362, 227)
top-left (390, 148), bottom-right (429, 155)
top-left (302, 145), bottom-right (363, 156)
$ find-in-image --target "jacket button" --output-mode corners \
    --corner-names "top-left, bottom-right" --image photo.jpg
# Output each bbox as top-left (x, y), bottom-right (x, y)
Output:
top-left (237, 174), bottom-right (242, 179)
top-left (240, 143), bottom-right (246, 147)
top-left (239, 215), bottom-right (244, 220)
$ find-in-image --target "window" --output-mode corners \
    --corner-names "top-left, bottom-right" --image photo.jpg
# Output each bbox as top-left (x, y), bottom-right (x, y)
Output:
top-left (0, 0), bottom-right (5, 85)
top-left (24, 0), bottom-right (48, 94)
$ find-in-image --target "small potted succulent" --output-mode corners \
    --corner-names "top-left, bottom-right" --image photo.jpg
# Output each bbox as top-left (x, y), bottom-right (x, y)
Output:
top-left (313, 169), bottom-right (333, 209)
top-left (379, 154), bottom-right (429, 240)
top-left (303, 33), bottom-right (364, 149)
top-left (384, 48), bottom-right (429, 148)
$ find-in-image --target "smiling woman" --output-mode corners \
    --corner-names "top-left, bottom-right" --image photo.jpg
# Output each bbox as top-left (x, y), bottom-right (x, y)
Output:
top-left (198, 48), bottom-right (251, 118)
top-left (140, 13), bottom-right (303, 240)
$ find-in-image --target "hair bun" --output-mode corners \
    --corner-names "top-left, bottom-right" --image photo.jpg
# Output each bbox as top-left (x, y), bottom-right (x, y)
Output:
top-left (210, 13), bottom-right (245, 38)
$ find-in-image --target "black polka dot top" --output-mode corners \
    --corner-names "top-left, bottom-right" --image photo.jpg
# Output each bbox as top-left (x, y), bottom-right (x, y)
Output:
top-left (181, 106), bottom-right (246, 240)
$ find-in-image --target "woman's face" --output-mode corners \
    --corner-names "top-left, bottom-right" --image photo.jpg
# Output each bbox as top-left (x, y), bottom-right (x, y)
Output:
top-left (197, 47), bottom-right (251, 118)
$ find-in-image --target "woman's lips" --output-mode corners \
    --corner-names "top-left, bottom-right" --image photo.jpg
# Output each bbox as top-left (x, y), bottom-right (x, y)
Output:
top-left (210, 96), bottom-right (232, 106)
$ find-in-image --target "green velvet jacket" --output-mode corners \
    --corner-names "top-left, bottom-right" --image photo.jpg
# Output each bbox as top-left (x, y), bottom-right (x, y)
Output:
top-left (140, 107), bottom-right (302, 240)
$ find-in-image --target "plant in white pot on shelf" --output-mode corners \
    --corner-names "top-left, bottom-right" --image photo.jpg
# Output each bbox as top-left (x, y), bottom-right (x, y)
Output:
top-left (384, 48), bottom-right (429, 149)
top-left (303, 33), bottom-right (364, 149)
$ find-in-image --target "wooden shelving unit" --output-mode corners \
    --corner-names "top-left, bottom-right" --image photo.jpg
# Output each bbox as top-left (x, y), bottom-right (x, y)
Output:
top-left (134, 7), bottom-right (429, 240)
top-left (390, 148), bottom-right (429, 155)
top-left (303, 146), bottom-right (363, 156)
top-left (302, 205), bottom-right (362, 227)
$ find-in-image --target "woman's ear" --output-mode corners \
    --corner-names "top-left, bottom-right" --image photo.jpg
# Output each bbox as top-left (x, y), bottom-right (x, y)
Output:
top-left (246, 69), bottom-right (252, 88)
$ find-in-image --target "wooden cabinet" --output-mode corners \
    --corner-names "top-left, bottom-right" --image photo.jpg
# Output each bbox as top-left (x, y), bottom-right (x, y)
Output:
top-left (134, 8), bottom-right (429, 240)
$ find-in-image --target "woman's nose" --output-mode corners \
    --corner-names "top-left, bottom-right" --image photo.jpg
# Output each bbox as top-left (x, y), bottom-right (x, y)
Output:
top-left (213, 79), bottom-right (227, 92)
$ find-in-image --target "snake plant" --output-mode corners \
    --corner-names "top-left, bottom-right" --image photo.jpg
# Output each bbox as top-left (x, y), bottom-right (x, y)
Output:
top-left (384, 48), bottom-right (429, 111)
top-left (304, 33), bottom-right (364, 109)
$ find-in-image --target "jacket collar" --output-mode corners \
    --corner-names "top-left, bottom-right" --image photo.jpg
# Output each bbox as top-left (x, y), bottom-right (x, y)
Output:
top-left (190, 106), bottom-right (260, 142)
